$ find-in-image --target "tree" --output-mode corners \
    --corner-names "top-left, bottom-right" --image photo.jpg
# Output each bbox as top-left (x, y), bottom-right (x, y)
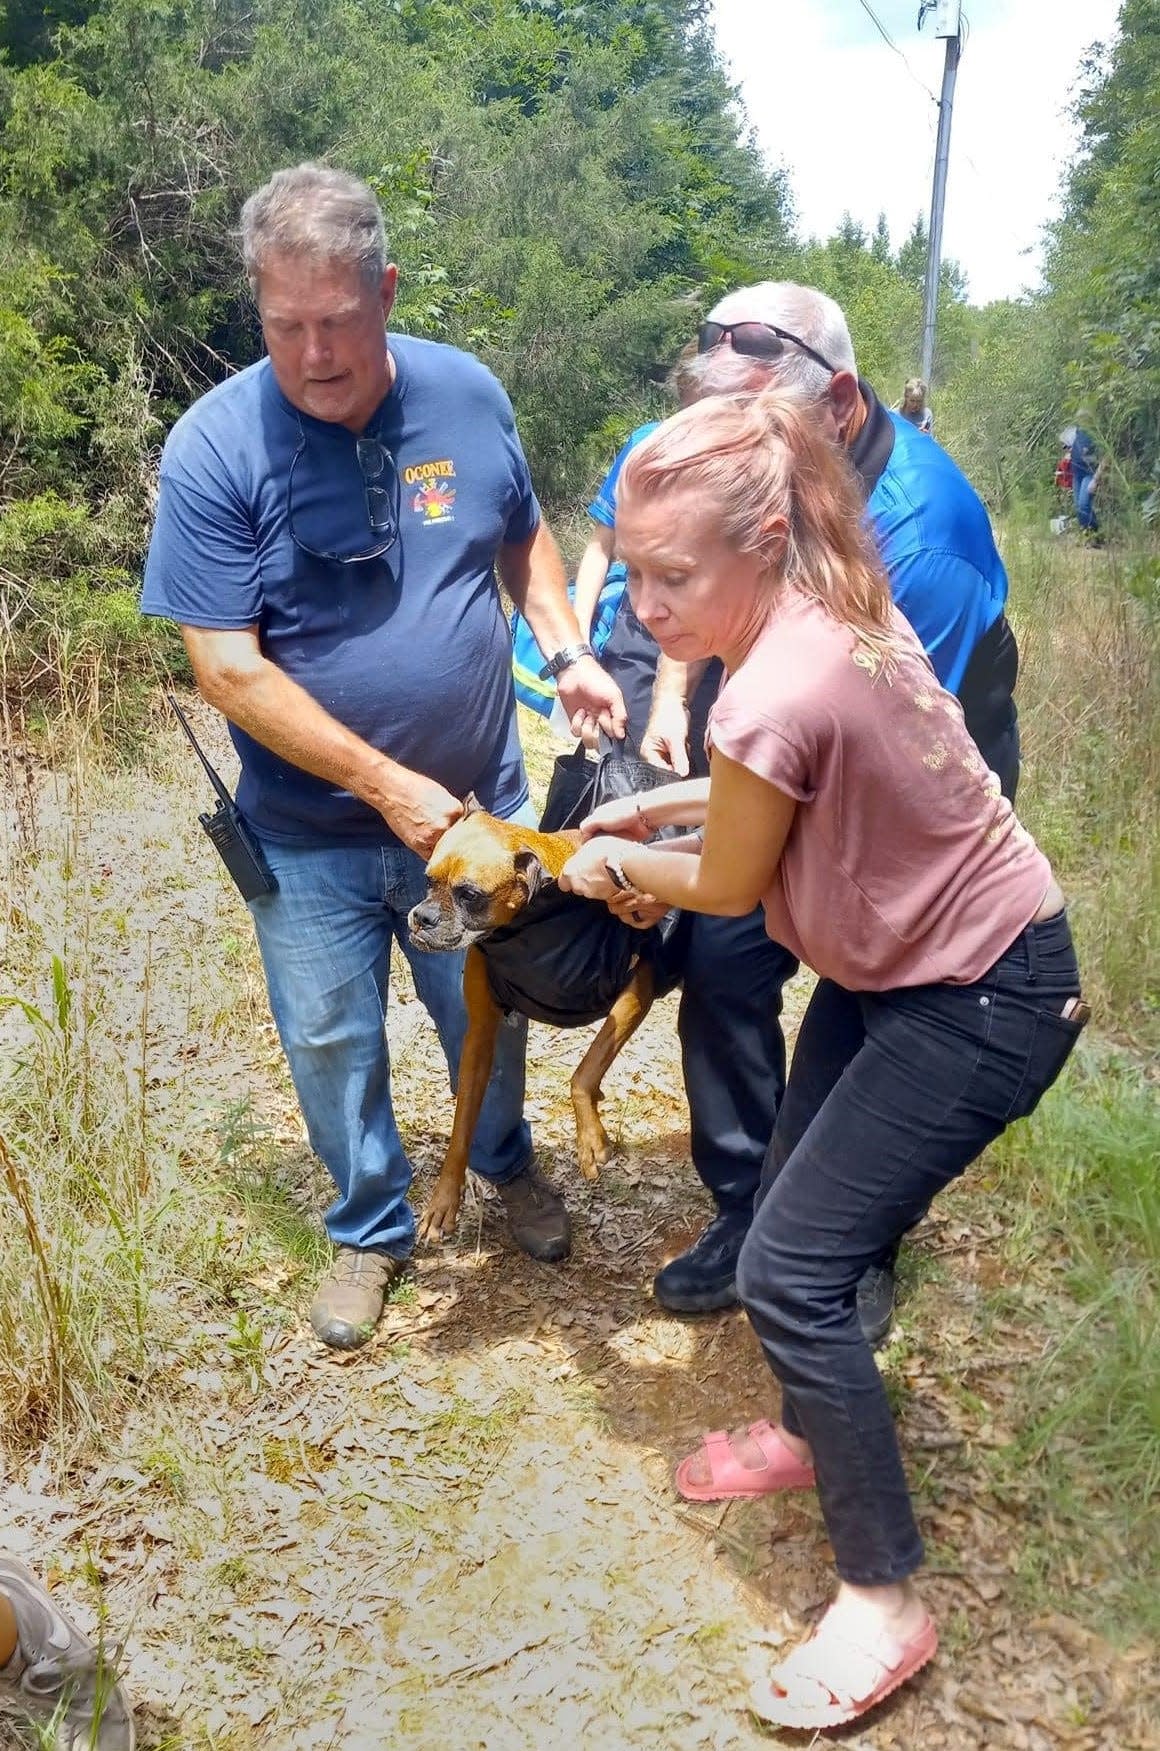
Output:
top-left (1043, 0), bottom-right (1160, 499)
top-left (0, 0), bottom-right (799, 687)
top-left (896, 212), bottom-right (928, 290)
top-left (870, 212), bottom-right (892, 266)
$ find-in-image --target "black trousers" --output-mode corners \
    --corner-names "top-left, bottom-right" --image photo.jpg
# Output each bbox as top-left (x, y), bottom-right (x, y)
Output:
top-left (737, 912), bottom-right (1083, 1584)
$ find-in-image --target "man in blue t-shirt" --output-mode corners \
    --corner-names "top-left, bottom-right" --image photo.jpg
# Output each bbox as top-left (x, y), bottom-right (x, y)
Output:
top-left (143, 164), bottom-right (624, 1350)
top-left (618, 283), bottom-right (1019, 1343)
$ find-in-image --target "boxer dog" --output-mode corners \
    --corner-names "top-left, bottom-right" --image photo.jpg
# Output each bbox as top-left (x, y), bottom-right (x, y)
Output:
top-left (407, 800), bottom-right (665, 1242)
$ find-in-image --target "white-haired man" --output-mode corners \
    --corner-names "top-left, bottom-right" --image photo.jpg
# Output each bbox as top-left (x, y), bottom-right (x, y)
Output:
top-left (632, 283), bottom-right (1019, 1342)
top-left (142, 164), bottom-right (625, 1349)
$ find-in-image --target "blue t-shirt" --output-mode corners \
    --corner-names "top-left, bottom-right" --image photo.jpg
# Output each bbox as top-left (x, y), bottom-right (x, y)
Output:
top-left (142, 338), bottom-right (538, 845)
top-left (588, 421), bottom-right (660, 535)
top-left (866, 411), bottom-right (1008, 694)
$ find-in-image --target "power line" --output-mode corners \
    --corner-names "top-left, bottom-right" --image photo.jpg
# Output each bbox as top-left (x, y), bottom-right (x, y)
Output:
top-left (854, 0), bottom-right (942, 105)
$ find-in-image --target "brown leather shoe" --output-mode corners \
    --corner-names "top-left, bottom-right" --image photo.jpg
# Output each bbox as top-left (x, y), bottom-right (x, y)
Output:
top-left (494, 1164), bottom-right (571, 1262)
top-left (309, 1247), bottom-right (406, 1350)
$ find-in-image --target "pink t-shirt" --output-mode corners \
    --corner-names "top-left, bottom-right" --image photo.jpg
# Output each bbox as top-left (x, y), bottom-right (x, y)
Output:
top-left (708, 591), bottom-right (1053, 991)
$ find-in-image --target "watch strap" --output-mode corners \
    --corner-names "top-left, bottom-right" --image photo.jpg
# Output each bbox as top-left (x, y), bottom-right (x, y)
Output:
top-left (538, 641), bottom-right (596, 681)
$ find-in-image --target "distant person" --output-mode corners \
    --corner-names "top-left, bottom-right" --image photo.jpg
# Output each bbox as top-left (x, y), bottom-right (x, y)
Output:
top-left (895, 376), bottom-right (933, 435)
top-left (1070, 417), bottom-right (1103, 534)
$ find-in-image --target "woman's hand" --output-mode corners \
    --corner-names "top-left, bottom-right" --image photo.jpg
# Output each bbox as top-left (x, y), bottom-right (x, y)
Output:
top-left (561, 836), bottom-right (635, 902)
top-left (579, 797), bottom-right (651, 843)
top-left (607, 889), bottom-right (669, 930)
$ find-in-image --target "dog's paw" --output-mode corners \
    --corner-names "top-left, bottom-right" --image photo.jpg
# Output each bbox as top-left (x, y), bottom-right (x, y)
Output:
top-left (418, 1183), bottom-right (463, 1243)
top-left (576, 1121), bottom-right (611, 1182)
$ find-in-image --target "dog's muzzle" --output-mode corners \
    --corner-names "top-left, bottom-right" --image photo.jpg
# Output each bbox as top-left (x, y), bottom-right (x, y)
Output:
top-left (407, 900), bottom-right (479, 953)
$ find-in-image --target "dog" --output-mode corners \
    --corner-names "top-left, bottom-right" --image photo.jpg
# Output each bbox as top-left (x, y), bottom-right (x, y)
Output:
top-left (407, 799), bottom-right (668, 1243)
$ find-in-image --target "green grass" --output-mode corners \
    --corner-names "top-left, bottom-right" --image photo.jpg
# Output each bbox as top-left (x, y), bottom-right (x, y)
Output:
top-left (1003, 524), bottom-right (1159, 1053)
top-left (974, 528), bottom-right (1160, 1634)
top-left (983, 1047), bottom-right (1160, 1634)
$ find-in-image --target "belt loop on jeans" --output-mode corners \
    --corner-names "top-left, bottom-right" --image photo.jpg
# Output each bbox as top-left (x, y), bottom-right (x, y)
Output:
top-left (1023, 921), bottom-right (1040, 984)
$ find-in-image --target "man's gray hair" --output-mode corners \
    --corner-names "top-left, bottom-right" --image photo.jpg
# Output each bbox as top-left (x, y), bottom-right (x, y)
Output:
top-left (240, 164), bottom-right (387, 293)
top-left (680, 282), bottom-right (858, 406)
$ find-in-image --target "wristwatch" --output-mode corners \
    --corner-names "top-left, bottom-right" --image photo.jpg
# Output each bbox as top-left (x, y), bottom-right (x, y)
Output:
top-left (538, 641), bottom-right (596, 681)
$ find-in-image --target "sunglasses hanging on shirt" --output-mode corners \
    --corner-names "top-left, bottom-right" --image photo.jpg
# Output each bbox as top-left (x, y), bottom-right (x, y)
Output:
top-left (286, 420), bottom-right (401, 565)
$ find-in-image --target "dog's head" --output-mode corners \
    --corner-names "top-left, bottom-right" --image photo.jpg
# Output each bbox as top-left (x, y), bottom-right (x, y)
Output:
top-left (408, 800), bottom-right (552, 953)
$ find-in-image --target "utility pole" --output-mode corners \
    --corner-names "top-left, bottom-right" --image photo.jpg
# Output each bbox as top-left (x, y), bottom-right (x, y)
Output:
top-left (920, 0), bottom-right (962, 385)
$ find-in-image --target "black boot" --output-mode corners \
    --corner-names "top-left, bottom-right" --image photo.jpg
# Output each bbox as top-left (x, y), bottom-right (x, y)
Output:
top-left (856, 1263), bottom-right (896, 1349)
top-left (653, 1210), bottom-right (749, 1313)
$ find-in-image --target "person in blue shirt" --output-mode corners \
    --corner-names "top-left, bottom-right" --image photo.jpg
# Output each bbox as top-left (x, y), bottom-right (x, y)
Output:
top-left (1069, 420), bottom-right (1102, 533)
top-left (142, 164), bottom-right (624, 1350)
top-left (620, 283), bottom-right (1019, 1341)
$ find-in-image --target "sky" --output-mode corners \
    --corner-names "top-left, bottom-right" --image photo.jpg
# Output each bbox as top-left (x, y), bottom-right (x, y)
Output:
top-left (710, 0), bottom-right (1125, 306)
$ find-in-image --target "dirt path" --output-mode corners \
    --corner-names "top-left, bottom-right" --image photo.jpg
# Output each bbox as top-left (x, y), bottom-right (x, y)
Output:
top-left (0, 708), bottom-right (1154, 1750)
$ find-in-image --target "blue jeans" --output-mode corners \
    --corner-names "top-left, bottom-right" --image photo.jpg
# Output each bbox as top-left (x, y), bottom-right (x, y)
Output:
top-left (737, 910), bottom-right (1083, 1585)
top-left (1074, 472), bottom-right (1098, 531)
top-left (248, 823), bottom-right (534, 1255)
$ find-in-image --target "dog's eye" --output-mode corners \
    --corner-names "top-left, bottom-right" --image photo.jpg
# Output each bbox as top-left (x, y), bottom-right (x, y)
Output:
top-left (452, 882), bottom-right (486, 909)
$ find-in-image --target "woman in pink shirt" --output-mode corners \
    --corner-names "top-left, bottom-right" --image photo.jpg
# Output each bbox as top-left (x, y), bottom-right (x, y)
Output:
top-left (560, 388), bottom-right (1085, 1730)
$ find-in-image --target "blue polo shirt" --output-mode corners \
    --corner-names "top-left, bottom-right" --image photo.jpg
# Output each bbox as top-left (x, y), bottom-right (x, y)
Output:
top-left (853, 391), bottom-right (1008, 694)
top-left (142, 338), bottom-right (537, 844)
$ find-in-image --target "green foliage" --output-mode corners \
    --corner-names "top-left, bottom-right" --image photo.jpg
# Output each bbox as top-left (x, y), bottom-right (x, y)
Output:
top-left (0, 0), bottom-right (803, 695)
top-left (989, 1052), bottom-right (1160, 1634)
top-left (1039, 0), bottom-right (1160, 510)
top-left (0, 0), bottom-right (1153, 704)
top-left (896, 211), bottom-right (928, 290)
top-left (934, 300), bottom-right (1068, 510)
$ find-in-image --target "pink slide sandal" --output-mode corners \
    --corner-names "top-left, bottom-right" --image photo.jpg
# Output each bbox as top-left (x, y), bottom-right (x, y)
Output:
top-left (749, 1611), bottom-right (939, 1730)
top-left (674, 1419), bottom-right (816, 1502)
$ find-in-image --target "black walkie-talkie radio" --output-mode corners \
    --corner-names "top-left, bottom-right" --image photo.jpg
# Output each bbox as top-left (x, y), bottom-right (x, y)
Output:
top-left (167, 695), bottom-right (278, 901)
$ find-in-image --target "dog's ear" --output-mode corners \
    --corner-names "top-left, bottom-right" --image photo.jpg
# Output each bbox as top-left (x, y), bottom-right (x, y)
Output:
top-left (463, 791), bottom-right (485, 817)
top-left (513, 848), bottom-right (547, 902)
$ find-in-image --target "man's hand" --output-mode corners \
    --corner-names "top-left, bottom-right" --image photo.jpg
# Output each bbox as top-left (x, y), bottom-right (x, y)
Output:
top-left (641, 691), bottom-right (691, 775)
top-left (381, 774), bottom-right (464, 858)
top-left (556, 655), bottom-right (627, 744)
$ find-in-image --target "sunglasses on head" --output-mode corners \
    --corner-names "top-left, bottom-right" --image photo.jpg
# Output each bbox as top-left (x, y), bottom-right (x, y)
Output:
top-left (696, 320), bottom-right (839, 377)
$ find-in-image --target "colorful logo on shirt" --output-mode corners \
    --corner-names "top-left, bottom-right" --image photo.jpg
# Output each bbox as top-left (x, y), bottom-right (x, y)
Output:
top-left (404, 457), bottom-right (457, 524)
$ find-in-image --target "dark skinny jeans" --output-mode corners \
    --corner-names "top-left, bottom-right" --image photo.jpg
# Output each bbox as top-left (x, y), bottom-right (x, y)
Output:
top-left (735, 911), bottom-right (1083, 1586)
